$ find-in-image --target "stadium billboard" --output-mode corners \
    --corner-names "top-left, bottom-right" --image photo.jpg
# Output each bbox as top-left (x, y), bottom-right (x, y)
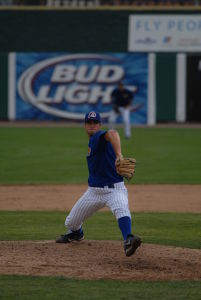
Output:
top-left (11, 53), bottom-right (148, 124)
top-left (128, 15), bottom-right (201, 52)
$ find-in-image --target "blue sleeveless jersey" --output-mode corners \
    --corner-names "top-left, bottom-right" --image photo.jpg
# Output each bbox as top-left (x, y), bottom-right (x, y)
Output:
top-left (87, 130), bottom-right (123, 187)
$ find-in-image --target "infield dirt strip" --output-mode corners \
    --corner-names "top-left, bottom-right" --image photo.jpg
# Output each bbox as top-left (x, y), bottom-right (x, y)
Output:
top-left (0, 184), bottom-right (201, 280)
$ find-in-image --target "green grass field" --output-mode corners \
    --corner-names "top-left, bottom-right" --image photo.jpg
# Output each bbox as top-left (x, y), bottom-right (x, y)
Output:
top-left (0, 211), bottom-right (200, 249)
top-left (0, 275), bottom-right (201, 300)
top-left (0, 127), bottom-right (201, 184)
top-left (1, 126), bottom-right (201, 299)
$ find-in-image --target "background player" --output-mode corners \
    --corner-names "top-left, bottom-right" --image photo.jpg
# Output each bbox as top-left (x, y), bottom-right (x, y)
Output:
top-left (109, 82), bottom-right (133, 139)
top-left (56, 111), bottom-right (141, 257)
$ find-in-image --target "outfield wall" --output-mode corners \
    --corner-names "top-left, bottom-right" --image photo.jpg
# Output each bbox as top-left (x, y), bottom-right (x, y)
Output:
top-left (1, 52), bottom-right (198, 123)
top-left (0, 9), bottom-right (201, 123)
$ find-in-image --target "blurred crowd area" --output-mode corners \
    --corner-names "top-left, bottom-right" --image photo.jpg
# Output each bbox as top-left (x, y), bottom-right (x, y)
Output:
top-left (1, 0), bottom-right (201, 6)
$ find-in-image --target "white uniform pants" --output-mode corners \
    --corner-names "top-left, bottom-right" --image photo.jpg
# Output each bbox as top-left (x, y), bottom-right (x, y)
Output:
top-left (65, 182), bottom-right (131, 231)
top-left (109, 107), bottom-right (131, 138)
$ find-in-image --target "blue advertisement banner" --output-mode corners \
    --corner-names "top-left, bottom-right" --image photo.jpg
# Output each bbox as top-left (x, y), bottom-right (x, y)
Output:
top-left (16, 53), bottom-right (148, 123)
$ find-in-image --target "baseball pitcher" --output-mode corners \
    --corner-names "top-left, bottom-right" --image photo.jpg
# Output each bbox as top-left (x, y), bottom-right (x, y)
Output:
top-left (56, 111), bottom-right (141, 257)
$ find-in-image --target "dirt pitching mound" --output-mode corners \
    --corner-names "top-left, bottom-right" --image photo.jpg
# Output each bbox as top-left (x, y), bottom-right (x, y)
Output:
top-left (0, 240), bottom-right (201, 281)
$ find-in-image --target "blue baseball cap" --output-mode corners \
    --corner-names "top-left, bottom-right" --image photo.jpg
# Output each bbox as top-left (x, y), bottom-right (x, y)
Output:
top-left (85, 111), bottom-right (101, 123)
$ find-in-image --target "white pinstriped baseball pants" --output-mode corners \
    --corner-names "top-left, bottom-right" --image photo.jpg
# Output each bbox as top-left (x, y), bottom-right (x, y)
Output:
top-left (65, 182), bottom-right (131, 231)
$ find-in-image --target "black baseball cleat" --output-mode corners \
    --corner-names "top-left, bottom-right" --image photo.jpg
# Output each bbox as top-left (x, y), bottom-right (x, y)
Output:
top-left (124, 234), bottom-right (142, 257)
top-left (56, 229), bottom-right (84, 243)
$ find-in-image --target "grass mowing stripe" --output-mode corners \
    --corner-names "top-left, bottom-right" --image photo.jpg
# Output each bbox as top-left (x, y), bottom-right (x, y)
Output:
top-left (0, 127), bottom-right (201, 184)
top-left (0, 211), bottom-right (200, 249)
top-left (0, 275), bottom-right (201, 300)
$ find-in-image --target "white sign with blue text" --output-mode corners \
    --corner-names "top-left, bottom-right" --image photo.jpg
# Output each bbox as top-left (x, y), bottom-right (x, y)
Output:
top-left (128, 15), bottom-right (201, 52)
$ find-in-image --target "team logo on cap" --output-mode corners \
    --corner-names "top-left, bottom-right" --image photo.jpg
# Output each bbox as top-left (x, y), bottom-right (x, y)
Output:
top-left (88, 112), bottom-right (96, 118)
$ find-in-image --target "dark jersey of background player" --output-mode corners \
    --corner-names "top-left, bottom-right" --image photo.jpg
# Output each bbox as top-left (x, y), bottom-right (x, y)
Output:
top-left (111, 82), bottom-right (133, 109)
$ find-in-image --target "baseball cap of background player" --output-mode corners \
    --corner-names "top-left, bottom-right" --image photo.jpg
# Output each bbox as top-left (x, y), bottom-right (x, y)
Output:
top-left (85, 111), bottom-right (102, 123)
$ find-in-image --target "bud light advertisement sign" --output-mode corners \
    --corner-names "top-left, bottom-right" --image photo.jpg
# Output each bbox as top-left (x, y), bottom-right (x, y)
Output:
top-left (16, 53), bottom-right (148, 123)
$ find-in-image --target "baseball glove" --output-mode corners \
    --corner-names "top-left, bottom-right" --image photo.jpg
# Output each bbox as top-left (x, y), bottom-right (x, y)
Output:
top-left (116, 157), bottom-right (136, 180)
